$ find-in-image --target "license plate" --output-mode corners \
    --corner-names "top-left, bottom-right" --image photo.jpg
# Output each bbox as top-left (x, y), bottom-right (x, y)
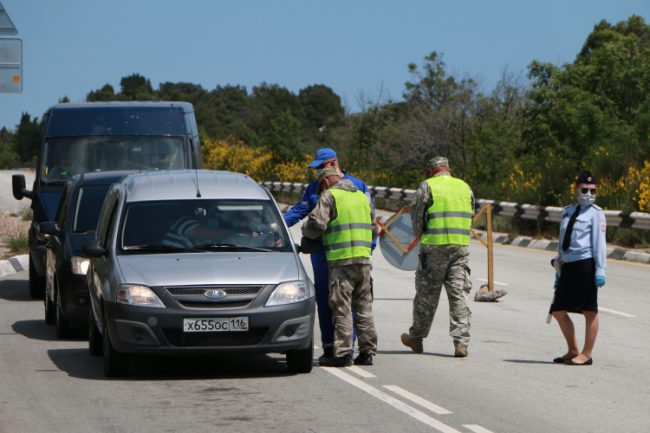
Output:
top-left (183, 317), bottom-right (249, 333)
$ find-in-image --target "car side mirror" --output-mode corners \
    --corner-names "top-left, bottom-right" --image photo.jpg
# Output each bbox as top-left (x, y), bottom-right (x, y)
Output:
top-left (39, 221), bottom-right (61, 236)
top-left (12, 174), bottom-right (33, 200)
top-left (83, 240), bottom-right (106, 258)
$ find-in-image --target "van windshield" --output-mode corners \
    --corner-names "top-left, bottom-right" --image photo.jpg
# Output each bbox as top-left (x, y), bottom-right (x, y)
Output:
top-left (40, 136), bottom-right (186, 184)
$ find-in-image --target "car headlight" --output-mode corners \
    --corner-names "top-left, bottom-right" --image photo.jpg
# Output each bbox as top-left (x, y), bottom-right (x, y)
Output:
top-left (71, 256), bottom-right (90, 275)
top-left (265, 281), bottom-right (308, 306)
top-left (116, 284), bottom-right (165, 308)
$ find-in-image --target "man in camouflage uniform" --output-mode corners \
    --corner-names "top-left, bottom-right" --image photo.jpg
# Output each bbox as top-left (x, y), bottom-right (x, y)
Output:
top-left (401, 156), bottom-right (474, 357)
top-left (302, 167), bottom-right (377, 367)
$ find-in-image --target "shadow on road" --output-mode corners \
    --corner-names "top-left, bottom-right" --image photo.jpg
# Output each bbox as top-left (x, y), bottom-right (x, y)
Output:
top-left (503, 359), bottom-right (555, 365)
top-left (0, 278), bottom-right (32, 302)
top-left (377, 349), bottom-right (455, 358)
top-left (47, 348), bottom-right (298, 381)
top-left (12, 319), bottom-right (60, 341)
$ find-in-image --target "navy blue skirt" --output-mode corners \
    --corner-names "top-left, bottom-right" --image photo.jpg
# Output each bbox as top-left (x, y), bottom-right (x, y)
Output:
top-left (550, 258), bottom-right (598, 313)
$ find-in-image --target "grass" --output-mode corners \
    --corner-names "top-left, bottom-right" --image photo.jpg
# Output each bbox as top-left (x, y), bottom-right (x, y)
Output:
top-left (0, 210), bottom-right (31, 258)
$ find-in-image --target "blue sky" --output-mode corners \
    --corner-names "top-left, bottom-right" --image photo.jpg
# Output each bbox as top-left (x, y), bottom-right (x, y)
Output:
top-left (0, 0), bottom-right (647, 130)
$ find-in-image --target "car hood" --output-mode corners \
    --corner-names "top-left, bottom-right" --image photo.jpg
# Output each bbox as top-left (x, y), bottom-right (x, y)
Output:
top-left (116, 252), bottom-right (302, 287)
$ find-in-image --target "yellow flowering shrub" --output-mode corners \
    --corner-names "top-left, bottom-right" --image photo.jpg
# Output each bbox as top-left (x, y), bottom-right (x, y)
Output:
top-left (597, 161), bottom-right (650, 212)
top-left (202, 138), bottom-right (312, 183)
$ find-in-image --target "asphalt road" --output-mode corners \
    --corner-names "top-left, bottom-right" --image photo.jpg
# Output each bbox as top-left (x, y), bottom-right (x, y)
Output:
top-left (1, 222), bottom-right (649, 433)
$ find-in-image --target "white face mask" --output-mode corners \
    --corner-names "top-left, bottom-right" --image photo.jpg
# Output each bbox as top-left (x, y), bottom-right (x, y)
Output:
top-left (577, 193), bottom-right (596, 206)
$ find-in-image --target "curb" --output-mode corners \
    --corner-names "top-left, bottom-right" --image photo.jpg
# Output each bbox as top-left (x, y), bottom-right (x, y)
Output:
top-left (473, 231), bottom-right (650, 264)
top-left (0, 254), bottom-right (29, 278)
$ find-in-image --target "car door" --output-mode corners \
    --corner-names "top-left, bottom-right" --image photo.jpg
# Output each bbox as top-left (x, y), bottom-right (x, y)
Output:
top-left (88, 188), bottom-right (120, 330)
top-left (45, 182), bottom-right (70, 304)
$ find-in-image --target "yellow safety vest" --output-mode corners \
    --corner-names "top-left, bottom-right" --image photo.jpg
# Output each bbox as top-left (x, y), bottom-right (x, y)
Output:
top-left (323, 188), bottom-right (372, 261)
top-left (420, 176), bottom-right (472, 246)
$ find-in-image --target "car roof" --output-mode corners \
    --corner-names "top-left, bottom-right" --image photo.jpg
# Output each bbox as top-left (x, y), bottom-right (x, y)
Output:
top-left (48, 101), bottom-right (193, 112)
top-left (70, 170), bottom-right (138, 187)
top-left (121, 170), bottom-right (270, 202)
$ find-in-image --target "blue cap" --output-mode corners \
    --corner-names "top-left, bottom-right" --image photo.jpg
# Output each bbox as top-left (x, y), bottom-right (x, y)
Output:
top-left (308, 147), bottom-right (337, 169)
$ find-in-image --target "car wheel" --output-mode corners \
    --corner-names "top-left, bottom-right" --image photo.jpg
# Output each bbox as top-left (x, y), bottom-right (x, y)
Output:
top-left (286, 341), bottom-right (313, 374)
top-left (29, 256), bottom-right (45, 299)
top-left (55, 285), bottom-right (71, 339)
top-left (88, 308), bottom-right (103, 356)
top-left (44, 290), bottom-right (55, 325)
top-left (103, 322), bottom-right (129, 377)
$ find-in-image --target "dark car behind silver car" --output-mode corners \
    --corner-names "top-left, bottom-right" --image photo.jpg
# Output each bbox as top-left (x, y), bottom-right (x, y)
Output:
top-left (83, 170), bottom-right (315, 377)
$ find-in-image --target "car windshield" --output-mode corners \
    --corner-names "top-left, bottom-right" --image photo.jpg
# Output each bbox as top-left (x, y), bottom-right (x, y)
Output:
top-left (120, 199), bottom-right (292, 253)
top-left (40, 136), bottom-right (186, 184)
top-left (73, 184), bottom-right (111, 233)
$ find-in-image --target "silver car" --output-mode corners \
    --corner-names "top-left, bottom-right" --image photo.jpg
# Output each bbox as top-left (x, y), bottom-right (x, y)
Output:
top-left (83, 170), bottom-right (315, 377)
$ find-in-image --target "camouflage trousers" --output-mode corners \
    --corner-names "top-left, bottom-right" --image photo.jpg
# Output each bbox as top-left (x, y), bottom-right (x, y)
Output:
top-left (329, 264), bottom-right (377, 358)
top-left (409, 246), bottom-right (471, 346)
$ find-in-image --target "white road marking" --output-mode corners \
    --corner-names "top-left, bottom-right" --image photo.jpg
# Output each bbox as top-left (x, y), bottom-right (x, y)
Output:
top-left (323, 367), bottom-right (463, 433)
top-left (345, 365), bottom-right (377, 378)
top-left (383, 385), bottom-right (452, 415)
top-left (598, 307), bottom-right (636, 318)
top-left (463, 424), bottom-right (497, 433)
top-left (476, 278), bottom-right (509, 287)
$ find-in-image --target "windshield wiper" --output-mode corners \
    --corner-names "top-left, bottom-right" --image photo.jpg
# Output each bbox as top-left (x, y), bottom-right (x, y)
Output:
top-left (192, 243), bottom-right (272, 252)
top-left (122, 244), bottom-right (196, 253)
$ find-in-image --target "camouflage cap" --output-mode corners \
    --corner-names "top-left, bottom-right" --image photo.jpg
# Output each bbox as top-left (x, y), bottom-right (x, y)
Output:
top-left (429, 156), bottom-right (449, 168)
top-left (317, 167), bottom-right (339, 182)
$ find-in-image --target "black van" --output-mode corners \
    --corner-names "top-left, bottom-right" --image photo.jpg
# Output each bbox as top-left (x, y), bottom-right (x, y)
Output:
top-left (12, 101), bottom-right (201, 298)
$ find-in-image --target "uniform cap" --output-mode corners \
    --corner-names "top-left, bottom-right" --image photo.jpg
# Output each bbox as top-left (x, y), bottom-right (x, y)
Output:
top-left (576, 171), bottom-right (597, 184)
top-left (317, 167), bottom-right (339, 182)
top-left (308, 147), bottom-right (337, 169)
top-left (429, 156), bottom-right (449, 168)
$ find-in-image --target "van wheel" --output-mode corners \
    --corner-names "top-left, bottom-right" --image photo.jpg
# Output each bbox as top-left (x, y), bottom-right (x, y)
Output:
top-left (44, 291), bottom-right (55, 325)
top-left (29, 257), bottom-right (45, 299)
top-left (103, 323), bottom-right (129, 377)
top-left (55, 286), bottom-right (71, 339)
top-left (88, 308), bottom-right (103, 356)
top-left (286, 341), bottom-right (313, 374)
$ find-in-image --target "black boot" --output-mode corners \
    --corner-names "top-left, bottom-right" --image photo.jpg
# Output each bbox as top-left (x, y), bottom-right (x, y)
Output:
top-left (353, 352), bottom-right (373, 366)
top-left (319, 354), bottom-right (352, 367)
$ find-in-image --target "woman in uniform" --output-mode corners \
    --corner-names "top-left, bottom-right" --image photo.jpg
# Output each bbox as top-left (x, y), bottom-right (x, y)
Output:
top-left (551, 171), bottom-right (607, 366)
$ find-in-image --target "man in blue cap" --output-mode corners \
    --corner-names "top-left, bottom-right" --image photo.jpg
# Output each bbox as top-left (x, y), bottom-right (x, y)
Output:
top-left (284, 147), bottom-right (375, 364)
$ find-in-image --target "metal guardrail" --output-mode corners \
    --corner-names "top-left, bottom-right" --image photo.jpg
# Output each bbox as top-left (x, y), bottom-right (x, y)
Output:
top-left (261, 181), bottom-right (650, 230)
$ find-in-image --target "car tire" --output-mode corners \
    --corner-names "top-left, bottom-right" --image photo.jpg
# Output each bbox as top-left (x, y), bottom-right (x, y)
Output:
top-left (54, 285), bottom-right (71, 339)
top-left (103, 322), bottom-right (129, 377)
top-left (88, 308), bottom-right (103, 356)
top-left (44, 290), bottom-right (55, 325)
top-left (29, 256), bottom-right (45, 299)
top-left (286, 341), bottom-right (313, 374)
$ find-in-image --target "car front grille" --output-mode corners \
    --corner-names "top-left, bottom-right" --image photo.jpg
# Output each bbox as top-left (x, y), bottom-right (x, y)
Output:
top-left (164, 285), bottom-right (264, 310)
top-left (163, 328), bottom-right (268, 347)
top-left (177, 301), bottom-right (250, 309)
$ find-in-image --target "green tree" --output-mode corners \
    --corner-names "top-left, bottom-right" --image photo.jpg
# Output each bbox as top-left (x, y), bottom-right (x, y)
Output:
top-left (14, 113), bottom-right (41, 165)
top-left (0, 127), bottom-right (19, 168)
top-left (119, 73), bottom-right (158, 100)
top-left (523, 15), bottom-right (650, 205)
top-left (298, 84), bottom-right (344, 132)
top-left (86, 84), bottom-right (116, 101)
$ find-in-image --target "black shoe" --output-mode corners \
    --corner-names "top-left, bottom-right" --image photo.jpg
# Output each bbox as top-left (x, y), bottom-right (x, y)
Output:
top-left (353, 352), bottom-right (373, 366)
top-left (565, 357), bottom-right (593, 366)
top-left (319, 354), bottom-right (352, 367)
